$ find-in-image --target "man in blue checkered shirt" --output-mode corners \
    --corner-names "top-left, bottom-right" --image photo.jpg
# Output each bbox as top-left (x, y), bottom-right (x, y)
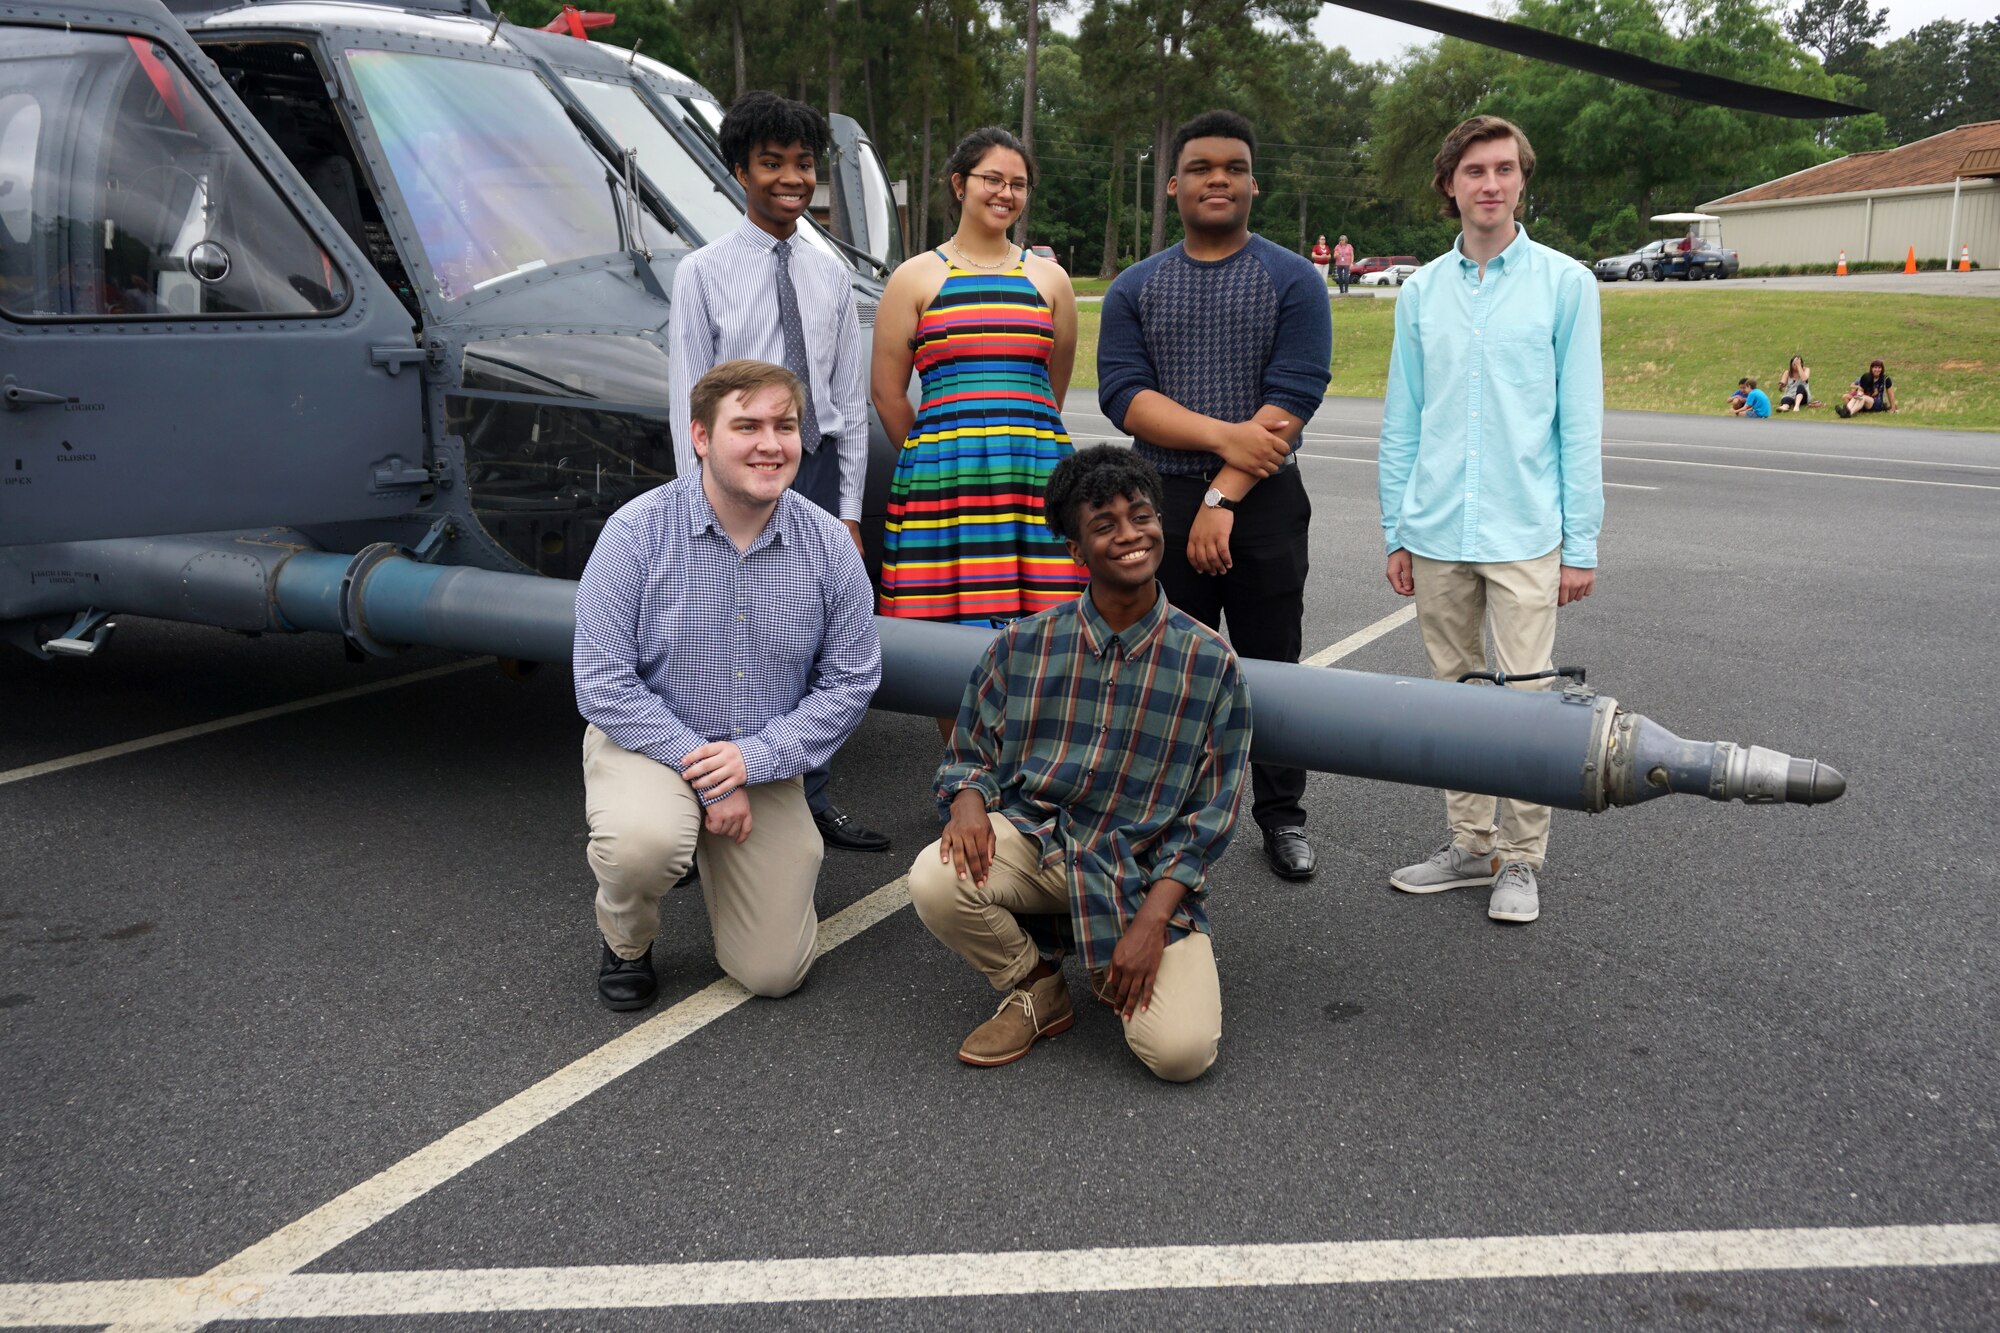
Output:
top-left (574, 361), bottom-right (881, 1012)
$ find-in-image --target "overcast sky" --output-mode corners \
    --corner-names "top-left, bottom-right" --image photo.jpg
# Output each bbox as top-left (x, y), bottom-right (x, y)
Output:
top-left (1314, 1), bottom-right (1993, 69)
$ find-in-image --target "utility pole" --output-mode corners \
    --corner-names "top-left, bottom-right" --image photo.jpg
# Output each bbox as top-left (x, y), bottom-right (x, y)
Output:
top-left (1133, 149), bottom-right (1149, 264)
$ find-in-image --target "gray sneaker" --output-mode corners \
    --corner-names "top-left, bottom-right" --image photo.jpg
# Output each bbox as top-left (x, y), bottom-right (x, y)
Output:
top-left (1487, 861), bottom-right (1540, 923)
top-left (1390, 842), bottom-right (1501, 894)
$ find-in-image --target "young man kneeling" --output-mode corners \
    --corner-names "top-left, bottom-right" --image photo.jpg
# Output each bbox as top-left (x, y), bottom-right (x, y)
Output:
top-left (909, 447), bottom-right (1251, 1082)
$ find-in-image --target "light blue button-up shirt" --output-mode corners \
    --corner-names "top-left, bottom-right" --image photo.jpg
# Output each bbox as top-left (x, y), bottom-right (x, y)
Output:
top-left (1378, 224), bottom-right (1604, 568)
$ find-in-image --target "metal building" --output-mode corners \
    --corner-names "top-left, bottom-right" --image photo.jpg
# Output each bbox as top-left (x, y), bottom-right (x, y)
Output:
top-left (1701, 120), bottom-right (2000, 269)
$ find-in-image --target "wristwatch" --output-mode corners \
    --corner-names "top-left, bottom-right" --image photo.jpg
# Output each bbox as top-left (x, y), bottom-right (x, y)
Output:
top-left (1202, 487), bottom-right (1238, 512)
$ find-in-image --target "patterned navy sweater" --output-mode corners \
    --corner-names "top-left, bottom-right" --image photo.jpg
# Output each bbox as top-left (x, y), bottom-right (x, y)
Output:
top-left (1097, 234), bottom-right (1333, 477)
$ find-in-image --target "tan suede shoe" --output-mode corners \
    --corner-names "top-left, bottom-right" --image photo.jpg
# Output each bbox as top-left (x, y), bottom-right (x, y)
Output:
top-left (957, 971), bottom-right (1074, 1067)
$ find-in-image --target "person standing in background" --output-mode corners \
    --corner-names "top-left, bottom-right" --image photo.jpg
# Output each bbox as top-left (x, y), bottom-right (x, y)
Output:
top-left (1332, 235), bottom-right (1355, 297)
top-left (1310, 234), bottom-right (1332, 286)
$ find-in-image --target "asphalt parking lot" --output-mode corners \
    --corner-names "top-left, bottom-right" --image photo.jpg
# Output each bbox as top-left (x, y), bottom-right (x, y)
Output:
top-left (2, 402), bottom-right (1995, 1329)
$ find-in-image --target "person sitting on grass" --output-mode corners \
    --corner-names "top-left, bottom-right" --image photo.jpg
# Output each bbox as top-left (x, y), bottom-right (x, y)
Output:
top-left (1775, 355), bottom-right (1812, 412)
top-left (908, 446), bottom-right (1250, 1083)
top-left (1838, 359), bottom-right (1895, 417)
top-left (1732, 378), bottom-right (1771, 418)
top-left (1727, 378), bottom-right (1752, 414)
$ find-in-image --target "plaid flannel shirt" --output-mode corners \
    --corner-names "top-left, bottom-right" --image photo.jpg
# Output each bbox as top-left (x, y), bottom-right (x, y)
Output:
top-left (934, 586), bottom-right (1251, 972)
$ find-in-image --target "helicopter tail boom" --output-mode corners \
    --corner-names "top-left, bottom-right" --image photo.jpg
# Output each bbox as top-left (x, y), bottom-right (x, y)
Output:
top-left (3, 533), bottom-right (1843, 810)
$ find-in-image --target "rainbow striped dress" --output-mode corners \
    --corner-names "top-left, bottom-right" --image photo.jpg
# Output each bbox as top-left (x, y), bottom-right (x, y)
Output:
top-left (879, 248), bottom-right (1085, 625)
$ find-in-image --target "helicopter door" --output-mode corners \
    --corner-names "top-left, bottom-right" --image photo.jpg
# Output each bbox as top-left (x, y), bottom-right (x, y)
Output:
top-left (0, 16), bottom-right (419, 548)
top-left (827, 114), bottom-right (903, 268)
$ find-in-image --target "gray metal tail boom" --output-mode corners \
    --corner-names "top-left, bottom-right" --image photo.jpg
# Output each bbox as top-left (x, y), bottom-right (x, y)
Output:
top-left (3, 535), bottom-right (1845, 810)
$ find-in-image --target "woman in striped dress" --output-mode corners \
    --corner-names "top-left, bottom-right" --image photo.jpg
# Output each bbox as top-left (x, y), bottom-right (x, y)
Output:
top-left (870, 127), bottom-right (1083, 642)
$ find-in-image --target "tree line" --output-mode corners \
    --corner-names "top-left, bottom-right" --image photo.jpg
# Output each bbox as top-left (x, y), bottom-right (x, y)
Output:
top-left (507, 0), bottom-right (2000, 271)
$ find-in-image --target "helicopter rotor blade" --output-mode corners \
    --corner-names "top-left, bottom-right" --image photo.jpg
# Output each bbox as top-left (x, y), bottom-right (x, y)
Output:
top-left (1335, 0), bottom-right (1870, 119)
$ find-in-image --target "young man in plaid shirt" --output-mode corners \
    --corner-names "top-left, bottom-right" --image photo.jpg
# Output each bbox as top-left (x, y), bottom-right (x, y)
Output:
top-left (909, 447), bottom-right (1251, 1082)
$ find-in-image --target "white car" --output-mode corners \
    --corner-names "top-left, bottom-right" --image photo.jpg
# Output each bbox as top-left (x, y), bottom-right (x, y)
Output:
top-left (1357, 263), bottom-right (1418, 287)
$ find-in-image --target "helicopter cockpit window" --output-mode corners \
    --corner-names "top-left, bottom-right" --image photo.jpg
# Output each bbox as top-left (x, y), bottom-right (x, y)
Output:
top-left (0, 30), bottom-right (347, 320)
top-left (561, 79), bottom-right (738, 245)
top-left (346, 50), bottom-right (629, 301)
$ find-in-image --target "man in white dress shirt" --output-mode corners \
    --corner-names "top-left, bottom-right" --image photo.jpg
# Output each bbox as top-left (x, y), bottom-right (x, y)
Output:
top-left (667, 91), bottom-right (888, 853)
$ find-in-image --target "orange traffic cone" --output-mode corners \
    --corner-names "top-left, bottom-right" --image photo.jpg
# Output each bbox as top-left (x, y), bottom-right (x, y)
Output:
top-left (1960, 245), bottom-right (1972, 272)
top-left (1836, 249), bottom-right (1848, 275)
top-left (1904, 245), bottom-right (1917, 274)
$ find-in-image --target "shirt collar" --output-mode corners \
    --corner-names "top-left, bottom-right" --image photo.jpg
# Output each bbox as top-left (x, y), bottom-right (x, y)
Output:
top-left (1454, 221), bottom-right (1529, 272)
top-left (1075, 583), bottom-right (1169, 659)
top-left (684, 476), bottom-right (789, 550)
top-left (733, 217), bottom-right (792, 255)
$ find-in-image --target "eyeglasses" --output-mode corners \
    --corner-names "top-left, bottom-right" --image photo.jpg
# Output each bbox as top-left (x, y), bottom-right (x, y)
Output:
top-left (966, 171), bottom-right (1031, 196)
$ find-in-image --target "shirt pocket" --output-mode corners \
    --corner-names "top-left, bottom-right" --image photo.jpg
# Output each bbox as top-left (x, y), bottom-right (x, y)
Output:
top-left (749, 605), bottom-right (822, 674)
top-left (1491, 324), bottom-right (1555, 389)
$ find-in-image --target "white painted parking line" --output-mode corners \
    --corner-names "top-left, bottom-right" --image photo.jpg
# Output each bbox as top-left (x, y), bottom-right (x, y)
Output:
top-left (1609, 439), bottom-right (2000, 472)
top-left (95, 879), bottom-right (915, 1333)
top-left (0, 659), bottom-right (495, 788)
top-left (1602, 454), bottom-right (2000, 491)
top-left (1298, 452), bottom-right (1656, 489)
top-left (12, 1224), bottom-right (1995, 1324)
top-left (77, 615), bottom-right (1419, 1332)
top-left (1302, 606), bottom-right (1417, 667)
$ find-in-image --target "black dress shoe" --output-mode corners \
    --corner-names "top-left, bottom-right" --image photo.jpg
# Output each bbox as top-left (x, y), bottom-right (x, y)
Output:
top-left (813, 803), bottom-right (892, 852)
top-left (597, 940), bottom-right (658, 1011)
top-left (1262, 826), bottom-right (1317, 880)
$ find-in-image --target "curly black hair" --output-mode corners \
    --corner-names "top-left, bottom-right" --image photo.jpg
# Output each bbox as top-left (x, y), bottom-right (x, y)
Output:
top-left (1169, 109), bottom-right (1256, 174)
top-left (1044, 446), bottom-right (1164, 542)
top-left (718, 91), bottom-right (831, 175)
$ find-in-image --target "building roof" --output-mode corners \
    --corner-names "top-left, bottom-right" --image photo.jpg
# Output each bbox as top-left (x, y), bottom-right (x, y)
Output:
top-left (1706, 120), bottom-right (2000, 207)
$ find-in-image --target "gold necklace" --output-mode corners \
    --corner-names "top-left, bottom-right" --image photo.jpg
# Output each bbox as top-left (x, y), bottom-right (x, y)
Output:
top-left (950, 239), bottom-right (1013, 271)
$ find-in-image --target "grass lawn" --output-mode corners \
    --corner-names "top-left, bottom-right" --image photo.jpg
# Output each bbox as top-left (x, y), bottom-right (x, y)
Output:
top-left (1069, 288), bottom-right (1999, 432)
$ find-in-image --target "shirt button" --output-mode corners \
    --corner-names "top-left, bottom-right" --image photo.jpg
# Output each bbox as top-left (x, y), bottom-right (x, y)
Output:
top-left (735, 671), bottom-right (744, 679)
top-left (1470, 450), bottom-right (1479, 456)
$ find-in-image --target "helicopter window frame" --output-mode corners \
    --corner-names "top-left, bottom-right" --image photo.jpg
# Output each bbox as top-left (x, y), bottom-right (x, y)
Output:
top-left (0, 21), bottom-right (355, 325)
top-left (557, 75), bottom-right (739, 248)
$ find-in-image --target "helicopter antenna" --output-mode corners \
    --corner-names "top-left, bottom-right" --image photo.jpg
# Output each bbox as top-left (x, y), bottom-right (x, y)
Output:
top-left (487, 9), bottom-right (504, 44)
top-left (627, 39), bottom-right (642, 68)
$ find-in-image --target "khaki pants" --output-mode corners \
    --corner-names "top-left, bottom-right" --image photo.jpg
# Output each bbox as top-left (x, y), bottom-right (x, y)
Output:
top-left (909, 814), bottom-right (1222, 1082)
top-left (582, 725), bottom-right (820, 998)
top-left (1410, 549), bottom-right (1561, 867)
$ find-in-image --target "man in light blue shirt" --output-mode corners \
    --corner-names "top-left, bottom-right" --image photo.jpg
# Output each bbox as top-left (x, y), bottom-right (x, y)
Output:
top-left (1376, 115), bottom-right (1604, 927)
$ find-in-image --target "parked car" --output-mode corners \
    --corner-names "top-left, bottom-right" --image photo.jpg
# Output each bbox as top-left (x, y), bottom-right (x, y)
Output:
top-left (1593, 240), bottom-right (1670, 282)
top-left (1652, 239), bottom-right (1739, 280)
top-left (1028, 244), bottom-right (1061, 267)
top-left (1351, 254), bottom-right (1419, 277)
top-left (1357, 262), bottom-right (1419, 287)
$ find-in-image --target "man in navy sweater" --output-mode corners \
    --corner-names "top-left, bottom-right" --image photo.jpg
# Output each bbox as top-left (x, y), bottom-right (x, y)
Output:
top-left (1097, 109), bottom-right (1333, 880)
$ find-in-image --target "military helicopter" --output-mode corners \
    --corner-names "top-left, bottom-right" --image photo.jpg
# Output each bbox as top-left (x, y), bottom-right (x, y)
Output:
top-left (0, 0), bottom-right (1848, 810)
